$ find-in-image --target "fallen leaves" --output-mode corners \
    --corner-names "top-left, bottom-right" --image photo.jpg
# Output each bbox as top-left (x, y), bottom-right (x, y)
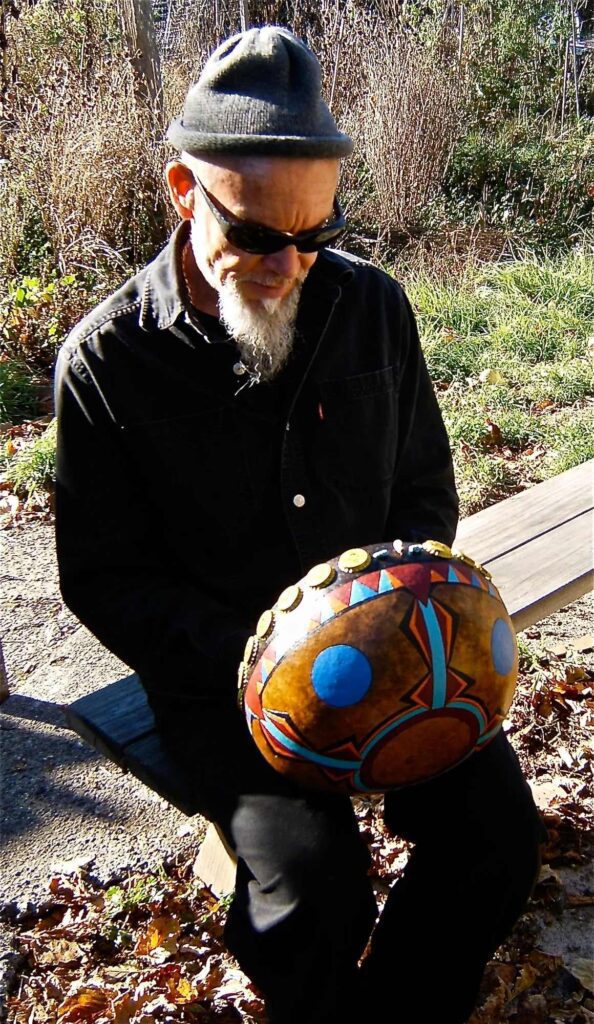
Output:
top-left (57, 987), bottom-right (110, 1023)
top-left (569, 959), bottom-right (594, 995)
top-left (480, 418), bottom-right (504, 446)
top-left (478, 368), bottom-right (506, 386)
top-left (134, 915), bottom-right (180, 958)
top-left (7, 860), bottom-right (265, 1024)
top-left (470, 939), bottom-right (594, 1023)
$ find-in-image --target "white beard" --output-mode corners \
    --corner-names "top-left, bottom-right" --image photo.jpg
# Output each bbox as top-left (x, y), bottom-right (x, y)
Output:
top-left (190, 222), bottom-right (304, 381)
top-left (217, 276), bottom-right (303, 381)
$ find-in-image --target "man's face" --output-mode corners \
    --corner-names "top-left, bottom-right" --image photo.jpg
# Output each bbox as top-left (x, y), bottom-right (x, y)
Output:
top-left (186, 154), bottom-right (340, 304)
top-left (168, 154), bottom-right (340, 379)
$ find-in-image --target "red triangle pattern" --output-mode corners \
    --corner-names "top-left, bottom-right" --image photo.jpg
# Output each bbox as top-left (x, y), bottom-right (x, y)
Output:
top-left (382, 567), bottom-right (410, 590)
top-left (322, 766), bottom-right (357, 783)
top-left (454, 563), bottom-right (474, 586)
top-left (445, 670), bottom-right (470, 702)
top-left (385, 563), bottom-right (434, 604)
top-left (356, 569), bottom-right (382, 593)
top-left (410, 673), bottom-right (434, 708)
top-left (327, 592), bottom-right (350, 614)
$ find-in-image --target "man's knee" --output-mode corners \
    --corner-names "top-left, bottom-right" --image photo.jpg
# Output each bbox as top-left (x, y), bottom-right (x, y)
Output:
top-left (221, 792), bottom-right (376, 968)
top-left (226, 792), bottom-right (371, 897)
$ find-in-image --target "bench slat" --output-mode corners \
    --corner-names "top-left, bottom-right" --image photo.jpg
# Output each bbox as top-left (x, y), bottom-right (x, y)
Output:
top-left (66, 675), bottom-right (201, 816)
top-left (66, 674), bottom-right (154, 749)
top-left (119, 730), bottom-right (201, 816)
top-left (482, 507), bottom-right (594, 632)
top-left (455, 459), bottom-right (592, 562)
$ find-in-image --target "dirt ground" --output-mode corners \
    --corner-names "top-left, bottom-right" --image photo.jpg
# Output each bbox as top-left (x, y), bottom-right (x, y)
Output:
top-left (1, 519), bottom-right (593, 1022)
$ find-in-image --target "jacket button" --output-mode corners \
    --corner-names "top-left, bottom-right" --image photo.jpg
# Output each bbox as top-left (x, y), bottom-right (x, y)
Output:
top-left (233, 361), bottom-right (247, 376)
top-left (293, 494), bottom-right (306, 508)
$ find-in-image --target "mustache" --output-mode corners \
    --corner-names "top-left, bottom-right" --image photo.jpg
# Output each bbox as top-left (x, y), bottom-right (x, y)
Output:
top-left (235, 268), bottom-right (309, 289)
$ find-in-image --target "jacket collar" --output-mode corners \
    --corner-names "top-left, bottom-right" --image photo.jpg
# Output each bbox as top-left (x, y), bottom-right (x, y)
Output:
top-left (140, 221), bottom-right (189, 331)
top-left (139, 220), bottom-right (357, 333)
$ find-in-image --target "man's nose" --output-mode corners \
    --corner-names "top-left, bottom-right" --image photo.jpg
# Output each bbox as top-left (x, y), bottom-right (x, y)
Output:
top-left (263, 244), bottom-right (301, 279)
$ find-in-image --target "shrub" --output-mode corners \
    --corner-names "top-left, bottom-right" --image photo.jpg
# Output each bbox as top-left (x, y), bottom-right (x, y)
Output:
top-left (443, 121), bottom-right (594, 245)
top-left (0, 358), bottom-right (43, 424)
top-left (2, 0), bottom-right (169, 297)
top-left (0, 273), bottom-right (90, 373)
top-left (361, 30), bottom-right (463, 237)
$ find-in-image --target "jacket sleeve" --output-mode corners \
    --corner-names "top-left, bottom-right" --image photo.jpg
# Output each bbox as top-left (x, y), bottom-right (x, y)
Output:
top-left (54, 342), bottom-right (251, 703)
top-left (387, 286), bottom-right (459, 547)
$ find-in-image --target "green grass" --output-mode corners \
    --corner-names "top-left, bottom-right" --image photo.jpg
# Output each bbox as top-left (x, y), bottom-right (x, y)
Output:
top-left (406, 247), bottom-right (594, 514)
top-left (0, 358), bottom-right (42, 423)
top-left (517, 359), bottom-right (594, 406)
top-left (4, 418), bottom-right (57, 498)
top-left (537, 408), bottom-right (594, 478)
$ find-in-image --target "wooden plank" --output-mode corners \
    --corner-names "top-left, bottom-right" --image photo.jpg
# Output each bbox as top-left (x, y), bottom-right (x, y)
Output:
top-left (67, 717), bottom-right (201, 817)
top-left (194, 823), bottom-right (237, 897)
top-left (487, 508), bottom-right (593, 632)
top-left (119, 730), bottom-right (201, 816)
top-left (66, 674), bottom-right (154, 748)
top-left (66, 674), bottom-right (201, 815)
top-left (65, 711), bottom-right (131, 772)
top-left (454, 459), bottom-right (593, 564)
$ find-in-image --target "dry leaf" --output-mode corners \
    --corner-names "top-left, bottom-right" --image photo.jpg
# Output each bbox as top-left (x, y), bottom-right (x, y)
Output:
top-left (566, 665), bottom-right (589, 684)
top-left (481, 420), bottom-right (503, 446)
top-left (38, 939), bottom-right (84, 966)
top-left (134, 916), bottom-right (180, 956)
top-left (567, 958), bottom-right (594, 993)
top-left (571, 635), bottom-right (594, 654)
top-left (166, 973), bottom-right (199, 1005)
top-left (478, 368), bottom-right (505, 385)
top-left (57, 987), bottom-right (109, 1023)
top-left (511, 962), bottom-right (539, 998)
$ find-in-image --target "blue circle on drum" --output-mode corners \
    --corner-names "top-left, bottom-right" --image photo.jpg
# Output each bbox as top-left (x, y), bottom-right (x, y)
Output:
top-left (491, 618), bottom-right (516, 675)
top-left (311, 645), bottom-right (373, 707)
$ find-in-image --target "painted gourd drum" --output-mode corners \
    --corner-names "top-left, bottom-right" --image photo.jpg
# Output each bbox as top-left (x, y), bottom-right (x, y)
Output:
top-left (238, 539), bottom-right (518, 794)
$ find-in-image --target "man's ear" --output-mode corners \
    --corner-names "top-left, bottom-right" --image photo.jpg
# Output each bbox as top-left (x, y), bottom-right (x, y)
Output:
top-left (165, 160), bottom-right (196, 220)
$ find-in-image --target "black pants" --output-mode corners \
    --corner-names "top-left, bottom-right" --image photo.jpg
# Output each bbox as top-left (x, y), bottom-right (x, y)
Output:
top-left (148, 692), bottom-right (546, 1024)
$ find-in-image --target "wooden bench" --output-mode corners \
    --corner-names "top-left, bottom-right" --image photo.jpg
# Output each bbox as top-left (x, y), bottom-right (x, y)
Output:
top-left (65, 459), bottom-right (594, 895)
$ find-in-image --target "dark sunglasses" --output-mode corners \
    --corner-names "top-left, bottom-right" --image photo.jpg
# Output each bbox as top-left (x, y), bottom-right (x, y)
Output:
top-left (191, 174), bottom-right (346, 255)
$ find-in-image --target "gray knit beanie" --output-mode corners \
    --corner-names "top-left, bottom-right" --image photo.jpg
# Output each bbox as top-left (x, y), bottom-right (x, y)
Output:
top-left (166, 26), bottom-right (353, 158)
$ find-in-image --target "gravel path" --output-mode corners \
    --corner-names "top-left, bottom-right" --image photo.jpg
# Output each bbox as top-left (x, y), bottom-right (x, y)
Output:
top-left (0, 521), bottom-right (204, 916)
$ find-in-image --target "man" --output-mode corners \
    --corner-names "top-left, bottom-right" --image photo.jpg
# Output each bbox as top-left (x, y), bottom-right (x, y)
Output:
top-left (55, 27), bottom-right (544, 1024)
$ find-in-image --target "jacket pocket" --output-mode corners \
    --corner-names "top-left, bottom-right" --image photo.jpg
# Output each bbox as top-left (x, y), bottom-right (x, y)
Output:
top-left (315, 366), bottom-right (399, 489)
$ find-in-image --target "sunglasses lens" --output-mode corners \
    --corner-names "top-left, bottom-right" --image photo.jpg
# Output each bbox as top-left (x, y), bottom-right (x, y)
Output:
top-left (227, 227), bottom-right (283, 255)
top-left (227, 225), bottom-right (346, 256)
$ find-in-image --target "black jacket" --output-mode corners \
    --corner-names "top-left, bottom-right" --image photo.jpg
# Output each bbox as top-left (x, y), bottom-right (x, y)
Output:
top-left (54, 222), bottom-right (458, 706)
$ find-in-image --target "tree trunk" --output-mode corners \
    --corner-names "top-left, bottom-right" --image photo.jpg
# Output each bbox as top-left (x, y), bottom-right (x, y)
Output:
top-left (116, 0), bottom-right (162, 118)
top-left (239, 1), bottom-right (250, 31)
